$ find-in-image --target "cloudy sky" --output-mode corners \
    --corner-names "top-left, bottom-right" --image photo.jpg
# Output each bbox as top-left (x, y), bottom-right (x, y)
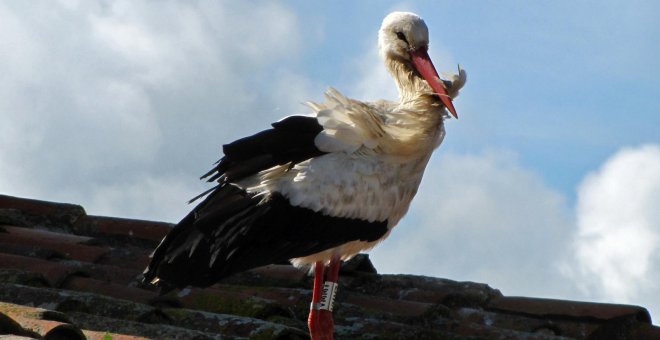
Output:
top-left (2, 1), bottom-right (659, 321)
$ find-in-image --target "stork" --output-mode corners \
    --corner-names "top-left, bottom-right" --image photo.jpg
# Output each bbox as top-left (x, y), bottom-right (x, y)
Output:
top-left (143, 11), bottom-right (466, 340)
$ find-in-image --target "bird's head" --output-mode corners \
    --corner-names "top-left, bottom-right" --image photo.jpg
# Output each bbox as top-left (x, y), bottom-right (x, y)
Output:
top-left (378, 12), bottom-right (429, 62)
top-left (378, 12), bottom-right (458, 118)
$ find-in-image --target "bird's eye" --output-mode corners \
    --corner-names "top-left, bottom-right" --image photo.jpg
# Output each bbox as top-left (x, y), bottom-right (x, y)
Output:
top-left (395, 32), bottom-right (408, 44)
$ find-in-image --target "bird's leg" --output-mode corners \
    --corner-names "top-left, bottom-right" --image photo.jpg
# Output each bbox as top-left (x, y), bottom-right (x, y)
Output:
top-left (308, 255), bottom-right (341, 340)
top-left (318, 255), bottom-right (341, 340)
top-left (308, 261), bottom-right (325, 340)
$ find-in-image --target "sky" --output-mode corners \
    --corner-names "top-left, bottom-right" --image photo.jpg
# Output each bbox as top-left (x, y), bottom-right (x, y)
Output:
top-left (1, 0), bottom-right (659, 322)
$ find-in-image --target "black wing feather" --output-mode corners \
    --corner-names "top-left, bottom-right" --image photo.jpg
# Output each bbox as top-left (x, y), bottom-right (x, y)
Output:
top-left (145, 189), bottom-right (387, 288)
top-left (144, 115), bottom-right (388, 288)
top-left (202, 115), bottom-right (327, 184)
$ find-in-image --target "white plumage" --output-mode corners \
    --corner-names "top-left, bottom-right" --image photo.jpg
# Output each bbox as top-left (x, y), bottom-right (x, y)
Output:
top-left (241, 37), bottom-right (465, 264)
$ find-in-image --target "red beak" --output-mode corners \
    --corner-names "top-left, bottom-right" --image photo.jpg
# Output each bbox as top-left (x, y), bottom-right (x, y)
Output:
top-left (409, 47), bottom-right (458, 119)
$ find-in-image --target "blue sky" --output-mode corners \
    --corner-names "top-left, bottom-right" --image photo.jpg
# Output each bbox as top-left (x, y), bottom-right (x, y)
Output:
top-left (1, 1), bottom-right (659, 322)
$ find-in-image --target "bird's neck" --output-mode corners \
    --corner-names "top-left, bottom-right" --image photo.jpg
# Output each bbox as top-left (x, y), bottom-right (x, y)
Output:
top-left (385, 58), bottom-right (436, 103)
top-left (380, 58), bottom-right (446, 156)
top-left (384, 58), bottom-right (446, 133)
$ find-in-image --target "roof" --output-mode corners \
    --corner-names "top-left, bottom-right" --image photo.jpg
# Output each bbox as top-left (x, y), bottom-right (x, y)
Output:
top-left (0, 194), bottom-right (658, 339)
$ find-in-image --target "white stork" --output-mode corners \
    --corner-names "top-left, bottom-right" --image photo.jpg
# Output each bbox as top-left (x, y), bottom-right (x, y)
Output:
top-left (144, 11), bottom-right (466, 340)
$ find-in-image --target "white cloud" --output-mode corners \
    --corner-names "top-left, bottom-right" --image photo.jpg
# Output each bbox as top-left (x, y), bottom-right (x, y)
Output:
top-left (83, 174), bottom-right (206, 223)
top-left (371, 149), bottom-right (576, 298)
top-left (562, 145), bottom-right (660, 308)
top-left (372, 144), bottom-right (660, 322)
top-left (371, 144), bottom-right (660, 318)
top-left (0, 2), bottom-right (310, 219)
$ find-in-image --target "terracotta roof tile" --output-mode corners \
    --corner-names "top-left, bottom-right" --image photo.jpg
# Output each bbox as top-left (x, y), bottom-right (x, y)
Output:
top-left (0, 253), bottom-right (88, 287)
top-left (0, 225), bottom-right (110, 262)
top-left (68, 311), bottom-right (227, 340)
top-left (488, 296), bottom-right (652, 323)
top-left (61, 276), bottom-right (158, 304)
top-left (73, 215), bottom-right (171, 243)
top-left (82, 330), bottom-right (151, 340)
top-left (342, 292), bottom-right (431, 317)
top-left (628, 323), bottom-right (660, 339)
top-left (93, 248), bottom-right (153, 272)
top-left (1, 194), bottom-right (658, 339)
top-left (0, 306), bottom-right (41, 338)
top-left (0, 195), bottom-right (85, 231)
top-left (234, 263), bottom-right (309, 286)
top-left (173, 285), bottom-right (303, 319)
top-left (0, 302), bottom-right (85, 340)
top-left (82, 261), bottom-right (144, 285)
